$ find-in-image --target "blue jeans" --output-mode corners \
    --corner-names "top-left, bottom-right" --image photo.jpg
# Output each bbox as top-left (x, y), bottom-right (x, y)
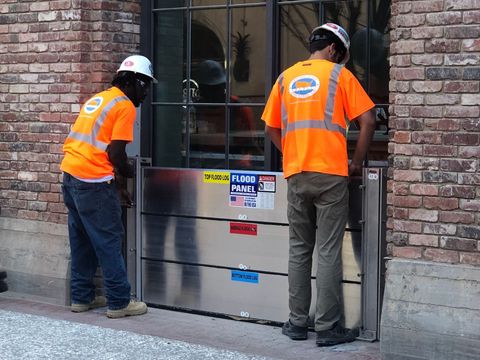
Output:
top-left (62, 172), bottom-right (131, 310)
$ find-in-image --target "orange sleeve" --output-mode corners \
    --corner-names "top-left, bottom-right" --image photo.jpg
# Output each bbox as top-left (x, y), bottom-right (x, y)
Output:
top-left (111, 102), bottom-right (136, 142)
top-left (340, 68), bottom-right (375, 121)
top-left (261, 79), bottom-right (282, 128)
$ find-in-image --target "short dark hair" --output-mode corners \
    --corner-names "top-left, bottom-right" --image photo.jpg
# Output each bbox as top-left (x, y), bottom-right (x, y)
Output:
top-left (309, 28), bottom-right (347, 59)
top-left (111, 71), bottom-right (136, 88)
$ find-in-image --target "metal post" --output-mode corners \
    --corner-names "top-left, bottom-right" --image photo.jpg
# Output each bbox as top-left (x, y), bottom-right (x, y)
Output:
top-left (358, 167), bottom-right (387, 341)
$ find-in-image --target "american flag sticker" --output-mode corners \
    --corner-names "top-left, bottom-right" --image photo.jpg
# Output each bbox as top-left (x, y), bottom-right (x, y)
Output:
top-left (229, 195), bottom-right (245, 207)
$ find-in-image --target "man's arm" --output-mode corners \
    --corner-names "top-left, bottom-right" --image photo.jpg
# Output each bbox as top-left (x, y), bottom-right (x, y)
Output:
top-left (108, 140), bottom-right (134, 178)
top-left (265, 125), bottom-right (283, 153)
top-left (349, 109), bottom-right (376, 176)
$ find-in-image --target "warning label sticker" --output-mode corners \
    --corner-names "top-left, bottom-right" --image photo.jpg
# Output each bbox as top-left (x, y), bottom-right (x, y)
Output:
top-left (231, 270), bottom-right (259, 284)
top-left (203, 171), bottom-right (230, 184)
top-left (230, 222), bottom-right (258, 236)
top-left (258, 175), bottom-right (276, 193)
top-left (228, 172), bottom-right (275, 209)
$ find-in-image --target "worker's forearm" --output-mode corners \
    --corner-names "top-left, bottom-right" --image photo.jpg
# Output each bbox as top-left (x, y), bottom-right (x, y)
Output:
top-left (351, 110), bottom-right (376, 166)
top-left (113, 157), bottom-right (134, 178)
top-left (266, 125), bottom-right (282, 153)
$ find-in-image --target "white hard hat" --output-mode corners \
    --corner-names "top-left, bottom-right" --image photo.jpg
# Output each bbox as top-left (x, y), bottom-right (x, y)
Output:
top-left (311, 23), bottom-right (350, 50)
top-left (117, 55), bottom-right (157, 83)
top-left (310, 23), bottom-right (350, 64)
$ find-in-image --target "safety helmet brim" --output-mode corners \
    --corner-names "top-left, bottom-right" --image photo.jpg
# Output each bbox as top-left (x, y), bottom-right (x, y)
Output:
top-left (117, 55), bottom-right (158, 83)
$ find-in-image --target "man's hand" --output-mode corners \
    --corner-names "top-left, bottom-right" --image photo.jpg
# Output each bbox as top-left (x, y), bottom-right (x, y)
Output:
top-left (115, 171), bottom-right (133, 207)
top-left (349, 162), bottom-right (363, 177)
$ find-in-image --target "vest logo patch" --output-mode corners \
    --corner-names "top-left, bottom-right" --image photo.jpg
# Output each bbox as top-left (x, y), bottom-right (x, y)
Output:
top-left (84, 96), bottom-right (103, 114)
top-left (289, 75), bottom-right (320, 98)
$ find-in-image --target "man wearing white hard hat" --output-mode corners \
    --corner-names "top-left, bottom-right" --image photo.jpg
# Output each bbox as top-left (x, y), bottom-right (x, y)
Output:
top-left (61, 55), bottom-right (156, 318)
top-left (262, 24), bottom-right (376, 346)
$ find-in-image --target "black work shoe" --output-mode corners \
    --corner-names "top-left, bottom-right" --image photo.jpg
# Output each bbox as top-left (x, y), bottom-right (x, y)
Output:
top-left (0, 270), bottom-right (6, 280)
top-left (282, 320), bottom-right (308, 340)
top-left (316, 324), bottom-right (359, 346)
top-left (0, 279), bottom-right (8, 293)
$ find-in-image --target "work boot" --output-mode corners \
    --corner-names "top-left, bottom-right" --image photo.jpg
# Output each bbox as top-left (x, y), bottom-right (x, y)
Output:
top-left (0, 270), bottom-right (7, 293)
top-left (316, 323), bottom-right (359, 347)
top-left (0, 279), bottom-right (7, 293)
top-left (281, 320), bottom-right (308, 340)
top-left (106, 300), bottom-right (147, 319)
top-left (71, 296), bottom-right (107, 313)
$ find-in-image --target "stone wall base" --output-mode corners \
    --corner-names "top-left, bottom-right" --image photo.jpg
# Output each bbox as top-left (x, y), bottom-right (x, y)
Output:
top-left (380, 258), bottom-right (480, 360)
top-left (0, 217), bottom-right (70, 306)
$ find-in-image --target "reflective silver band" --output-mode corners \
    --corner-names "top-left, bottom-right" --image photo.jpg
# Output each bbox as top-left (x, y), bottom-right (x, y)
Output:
top-left (324, 64), bottom-right (343, 129)
top-left (285, 119), bottom-right (346, 137)
top-left (281, 64), bottom-right (346, 139)
top-left (278, 74), bottom-right (288, 139)
top-left (67, 96), bottom-right (130, 151)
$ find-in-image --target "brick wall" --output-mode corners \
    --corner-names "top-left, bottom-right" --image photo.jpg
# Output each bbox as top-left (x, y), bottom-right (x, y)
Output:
top-left (0, 0), bottom-right (141, 224)
top-left (388, 0), bottom-right (480, 266)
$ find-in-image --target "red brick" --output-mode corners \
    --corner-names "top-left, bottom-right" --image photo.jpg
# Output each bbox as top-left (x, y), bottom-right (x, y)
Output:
top-left (440, 236), bottom-right (477, 251)
top-left (459, 252), bottom-right (480, 266)
top-left (423, 223), bottom-right (457, 235)
top-left (424, 197), bottom-right (459, 210)
top-left (410, 184), bottom-right (439, 196)
top-left (409, 209), bottom-right (439, 222)
top-left (393, 131), bottom-right (411, 143)
top-left (392, 144), bottom-right (424, 156)
top-left (423, 248), bottom-right (459, 264)
top-left (444, 81), bottom-right (479, 93)
top-left (0, 1), bottom-right (141, 226)
top-left (393, 220), bottom-right (423, 233)
top-left (391, 246), bottom-right (423, 260)
top-left (393, 170), bottom-right (423, 182)
top-left (439, 211), bottom-right (475, 224)
top-left (409, 234), bottom-right (439, 247)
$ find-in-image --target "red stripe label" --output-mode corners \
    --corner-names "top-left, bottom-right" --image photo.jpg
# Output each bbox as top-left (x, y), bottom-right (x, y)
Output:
top-left (230, 222), bottom-right (258, 236)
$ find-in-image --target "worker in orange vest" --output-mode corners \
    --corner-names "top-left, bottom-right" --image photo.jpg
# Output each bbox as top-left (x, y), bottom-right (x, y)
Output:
top-left (262, 23), bottom-right (376, 346)
top-left (60, 55), bottom-right (156, 318)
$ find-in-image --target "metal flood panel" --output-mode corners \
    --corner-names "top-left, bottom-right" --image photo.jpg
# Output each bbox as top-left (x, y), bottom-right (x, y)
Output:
top-left (143, 167), bottom-right (362, 228)
top-left (143, 168), bottom-right (289, 224)
top-left (142, 260), bottom-right (361, 329)
top-left (142, 215), bottom-right (361, 282)
top-left (138, 167), bottom-right (384, 332)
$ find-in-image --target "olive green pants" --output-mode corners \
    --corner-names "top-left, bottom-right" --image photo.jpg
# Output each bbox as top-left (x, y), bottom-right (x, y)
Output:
top-left (286, 172), bottom-right (348, 331)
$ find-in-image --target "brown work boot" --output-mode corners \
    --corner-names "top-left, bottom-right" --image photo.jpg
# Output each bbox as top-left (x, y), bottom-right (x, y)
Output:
top-left (106, 300), bottom-right (147, 319)
top-left (71, 296), bottom-right (107, 313)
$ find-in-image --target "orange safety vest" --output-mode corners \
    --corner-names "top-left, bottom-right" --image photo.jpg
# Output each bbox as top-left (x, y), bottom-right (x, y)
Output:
top-left (262, 59), bottom-right (374, 178)
top-left (60, 87), bottom-right (136, 180)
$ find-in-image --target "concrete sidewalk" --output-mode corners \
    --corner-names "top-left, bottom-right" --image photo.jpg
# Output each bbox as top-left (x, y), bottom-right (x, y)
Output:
top-left (0, 295), bottom-right (381, 360)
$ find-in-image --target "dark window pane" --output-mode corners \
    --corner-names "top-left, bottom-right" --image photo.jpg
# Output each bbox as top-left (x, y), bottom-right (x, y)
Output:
top-left (230, 6), bottom-right (266, 104)
top-left (228, 105), bottom-right (265, 170)
top-left (152, 106), bottom-right (187, 167)
top-left (190, 9), bottom-right (228, 104)
top-left (153, 0), bottom-right (186, 9)
top-left (190, 105), bottom-right (226, 169)
top-left (231, 0), bottom-right (266, 4)
top-left (191, 0), bottom-right (227, 6)
top-left (369, 1), bottom-right (390, 104)
top-left (153, 10), bottom-right (186, 103)
top-left (279, 4), bottom-right (319, 70)
top-left (323, 1), bottom-right (368, 88)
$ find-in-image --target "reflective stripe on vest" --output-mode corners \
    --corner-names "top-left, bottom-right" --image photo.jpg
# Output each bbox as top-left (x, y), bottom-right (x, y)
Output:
top-left (278, 74), bottom-right (288, 139)
top-left (67, 96), bottom-right (130, 151)
top-left (281, 64), bottom-right (346, 139)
